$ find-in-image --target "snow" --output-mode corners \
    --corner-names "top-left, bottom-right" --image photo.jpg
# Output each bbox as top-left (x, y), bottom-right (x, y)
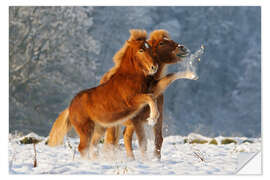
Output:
top-left (177, 44), bottom-right (204, 81)
top-left (8, 133), bottom-right (261, 175)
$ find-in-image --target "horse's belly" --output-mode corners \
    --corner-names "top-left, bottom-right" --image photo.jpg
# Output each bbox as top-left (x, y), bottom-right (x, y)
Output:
top-left (93, 108), bottom-right (140, 127)
top-left (86, 83), bottom-right (145, 126)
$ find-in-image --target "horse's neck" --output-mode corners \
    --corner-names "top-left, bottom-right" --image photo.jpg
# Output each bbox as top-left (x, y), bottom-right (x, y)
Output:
top-left (112, 69), bottom-right (148, 94)
top-left (118, 56), bottom-right (145, 77)
top-left (116, 70), bottom-right (146, 81)
top-left (116, 59), bottom-right (149, 91)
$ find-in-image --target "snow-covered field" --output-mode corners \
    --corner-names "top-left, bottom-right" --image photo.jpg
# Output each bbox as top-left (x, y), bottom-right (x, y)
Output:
top-left (8, 132), bottom-right (261, 175)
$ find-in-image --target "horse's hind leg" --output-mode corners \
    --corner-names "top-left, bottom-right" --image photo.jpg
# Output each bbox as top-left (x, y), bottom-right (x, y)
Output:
top-left (71, 118), bottom-right (95, 158)
top-left (89, 124), bottom-right (106, 159)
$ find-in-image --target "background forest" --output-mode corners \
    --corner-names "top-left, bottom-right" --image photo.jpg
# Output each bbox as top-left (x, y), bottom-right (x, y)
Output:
top-left (9, 6), bottom-right (261, 137)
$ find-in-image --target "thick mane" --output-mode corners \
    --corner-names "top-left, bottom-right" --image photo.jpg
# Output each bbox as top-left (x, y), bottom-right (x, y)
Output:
top-left (113, 29), bottom-right (147, 67)
top-left (100, 29), bottom-right (147, 83)
top-left (149, 29), bottom-right (170, 43)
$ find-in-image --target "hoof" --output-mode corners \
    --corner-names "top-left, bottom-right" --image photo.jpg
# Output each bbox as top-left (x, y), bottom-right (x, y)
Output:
top-left (193, 75), bottom-right (199, 80)
top-left (189, 72), bottom-right (198, 80)
top-left (183, 71), bottom-right (198, 80)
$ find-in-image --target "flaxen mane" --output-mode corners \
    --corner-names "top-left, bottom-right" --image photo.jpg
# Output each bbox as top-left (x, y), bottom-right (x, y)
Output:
top-left (100, 29), bottom-right (147, 84)
top-left (149, 29), bottom-right (170, 43)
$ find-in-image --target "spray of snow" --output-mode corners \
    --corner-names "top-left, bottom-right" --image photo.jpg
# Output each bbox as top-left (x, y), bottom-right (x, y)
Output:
top-left (178, 45), bottom-right (205, 79)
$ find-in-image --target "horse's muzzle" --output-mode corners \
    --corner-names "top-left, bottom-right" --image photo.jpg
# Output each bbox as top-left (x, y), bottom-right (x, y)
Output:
top-left (149, 64), bottom-right (158, 75)
top-left (176, 44), bottom-right (190, 57)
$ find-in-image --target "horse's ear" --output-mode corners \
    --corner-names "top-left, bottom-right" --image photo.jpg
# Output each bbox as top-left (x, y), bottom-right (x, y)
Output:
top-left (163, 35), bottom-right (170, 40)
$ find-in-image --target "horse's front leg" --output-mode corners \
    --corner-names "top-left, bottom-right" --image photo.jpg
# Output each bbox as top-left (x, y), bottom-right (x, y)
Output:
top-left (130, 94), bottom-right (159, 126)
top-left (123, 125), bottom-right (136, 160)
top-left (153, 71), bottom-right (198, 98)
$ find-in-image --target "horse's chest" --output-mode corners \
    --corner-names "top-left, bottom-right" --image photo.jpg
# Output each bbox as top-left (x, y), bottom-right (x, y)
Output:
top-left (128, 81), bottom-right (148, 94)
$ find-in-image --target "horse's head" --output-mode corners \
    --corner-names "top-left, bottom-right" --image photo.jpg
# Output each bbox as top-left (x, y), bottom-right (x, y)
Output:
top-left (148, 29), bottom-right (189, 64)
top-left (125, 29), bottom-right (158, 76)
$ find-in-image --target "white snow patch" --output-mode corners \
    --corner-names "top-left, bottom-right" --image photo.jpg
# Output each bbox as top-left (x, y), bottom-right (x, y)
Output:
top-left (8, 133), bottom-right (261, 175)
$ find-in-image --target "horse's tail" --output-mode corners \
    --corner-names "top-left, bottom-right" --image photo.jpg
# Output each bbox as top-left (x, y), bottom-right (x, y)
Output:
top-left (47, 108), bottom-right (72, 147)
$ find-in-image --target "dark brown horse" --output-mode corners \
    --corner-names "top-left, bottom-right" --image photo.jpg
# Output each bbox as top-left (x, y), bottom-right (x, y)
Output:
top-left (102, 30), bottom-right (195, 159)
top-left (47, 29), bottom-right (160, 158)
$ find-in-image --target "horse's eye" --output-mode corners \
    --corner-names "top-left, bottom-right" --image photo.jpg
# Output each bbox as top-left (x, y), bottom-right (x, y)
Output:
top-left (159, 42), bottom-right (164, 46)
top-left (139, 49), bottom-right (144, 52)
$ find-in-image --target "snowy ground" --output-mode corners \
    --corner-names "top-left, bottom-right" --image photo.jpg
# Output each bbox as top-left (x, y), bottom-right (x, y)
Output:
top-left (8, 132), bottom-right (261, 175)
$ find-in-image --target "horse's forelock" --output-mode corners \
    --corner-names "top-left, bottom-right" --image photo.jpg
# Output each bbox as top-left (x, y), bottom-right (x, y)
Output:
top-left (149, 29), bottom-right (170, 43)
top-left (111, 29), bottom-right (148, 72)
top-left (129, 29), bottom-right (147, 42)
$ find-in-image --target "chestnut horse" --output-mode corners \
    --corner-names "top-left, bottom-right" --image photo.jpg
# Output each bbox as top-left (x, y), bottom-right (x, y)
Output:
top-left (101, 30), bottom-right (195, 159)
top-left (47, 29), bottom-right (160, 158)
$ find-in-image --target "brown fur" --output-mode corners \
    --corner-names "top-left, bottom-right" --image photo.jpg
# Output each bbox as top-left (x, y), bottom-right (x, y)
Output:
top-left (47, 29), bottom-right (160, 158)
top-left (103, 29), bottom-right (196, 159)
